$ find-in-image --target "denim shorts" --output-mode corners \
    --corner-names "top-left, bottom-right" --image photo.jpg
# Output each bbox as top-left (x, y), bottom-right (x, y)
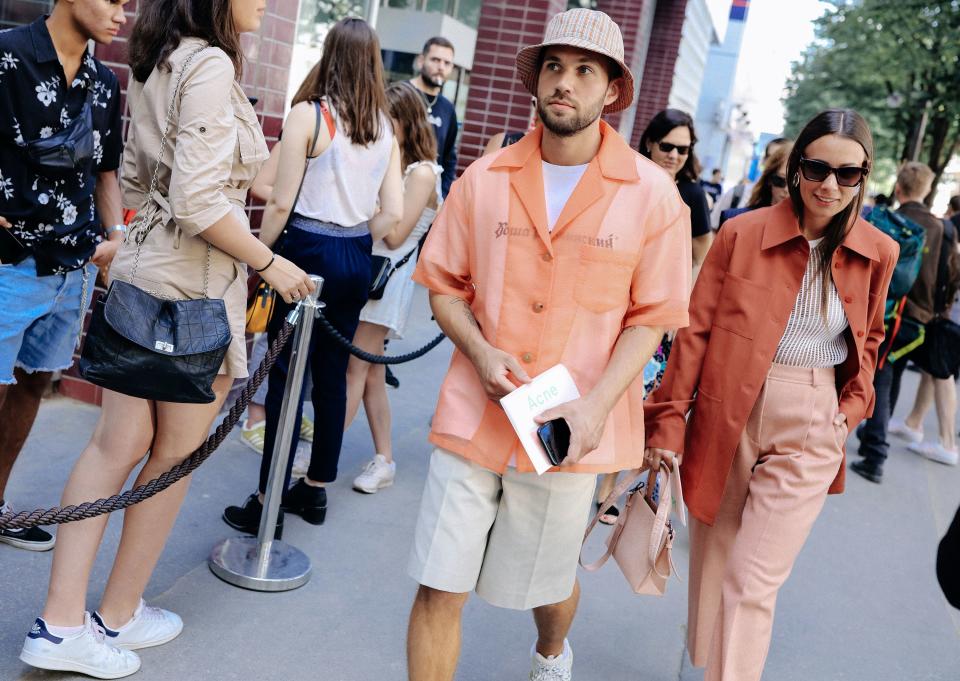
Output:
top-left (0, 257), bottom-right (96, 384)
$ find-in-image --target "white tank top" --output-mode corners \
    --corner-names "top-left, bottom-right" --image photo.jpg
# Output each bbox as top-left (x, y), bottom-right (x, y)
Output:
top-left (294, 103), bottom-right (394, 228)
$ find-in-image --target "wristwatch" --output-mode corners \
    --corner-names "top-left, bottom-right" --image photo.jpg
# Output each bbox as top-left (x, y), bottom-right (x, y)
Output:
top-left (105, 224), bottom-right (127, 238)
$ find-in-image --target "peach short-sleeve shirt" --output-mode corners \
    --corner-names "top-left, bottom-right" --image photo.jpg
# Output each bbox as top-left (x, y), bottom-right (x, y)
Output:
top-left (413, 122), bottom-right (692, 474)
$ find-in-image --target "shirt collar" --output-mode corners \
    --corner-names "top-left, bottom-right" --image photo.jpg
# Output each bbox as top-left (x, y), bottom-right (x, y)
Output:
top-left (489, 120), bottom-right (640, 183)
top-left (760, 199), bottom-right (880, 262)
top-left (29, 16), bottom-right (59, 64)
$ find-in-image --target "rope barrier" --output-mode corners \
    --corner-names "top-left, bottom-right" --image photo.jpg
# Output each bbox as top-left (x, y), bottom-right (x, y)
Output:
top-left (315, 309), bottom-right (447, 364)
top-left (0, 322), bottom-right (296, 531)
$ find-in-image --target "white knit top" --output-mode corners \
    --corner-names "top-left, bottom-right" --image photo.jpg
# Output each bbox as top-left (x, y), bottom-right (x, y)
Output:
top-left (773, 239), bottom-right (849, 367)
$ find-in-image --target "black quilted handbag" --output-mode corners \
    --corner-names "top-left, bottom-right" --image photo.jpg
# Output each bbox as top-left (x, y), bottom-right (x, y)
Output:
top-left (80, 281), bottom-right (231, 403)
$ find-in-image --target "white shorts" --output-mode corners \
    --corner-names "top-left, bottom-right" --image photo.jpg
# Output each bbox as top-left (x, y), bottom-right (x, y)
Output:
top-left (408, 448), bottom-right (596, 610)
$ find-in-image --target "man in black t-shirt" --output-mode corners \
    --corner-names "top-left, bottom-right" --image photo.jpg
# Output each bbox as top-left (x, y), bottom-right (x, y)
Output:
top-left (409, 37), bottom-right (459, 198)
top-left (0, 3), bottom-right (126, 551)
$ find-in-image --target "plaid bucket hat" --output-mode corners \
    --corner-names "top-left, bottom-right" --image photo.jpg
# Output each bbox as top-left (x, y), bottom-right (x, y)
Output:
top-left (516, 8), bottom-right (634, 114)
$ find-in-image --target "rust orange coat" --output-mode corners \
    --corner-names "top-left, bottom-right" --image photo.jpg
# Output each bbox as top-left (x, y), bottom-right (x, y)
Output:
top-left (644, 200), bottom-right (899, 525)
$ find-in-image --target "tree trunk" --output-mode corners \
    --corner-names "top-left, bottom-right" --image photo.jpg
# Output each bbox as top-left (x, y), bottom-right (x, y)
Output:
top-left (926, 116), bottom-right (960, 206)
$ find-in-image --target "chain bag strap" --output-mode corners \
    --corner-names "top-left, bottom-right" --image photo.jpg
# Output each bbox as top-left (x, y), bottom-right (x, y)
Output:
top-left (79, 44), bottom-right (232, 404)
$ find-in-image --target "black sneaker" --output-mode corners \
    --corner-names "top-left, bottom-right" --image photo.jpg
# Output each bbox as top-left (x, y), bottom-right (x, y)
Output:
top-left (0, 502), bottom-right (55, 551)
top-left (850, 459), bottom-right (883, 484)
top-left (222, 494), bottom-right (284, 539)
top-left (282, 480), bottom-right (327, 525)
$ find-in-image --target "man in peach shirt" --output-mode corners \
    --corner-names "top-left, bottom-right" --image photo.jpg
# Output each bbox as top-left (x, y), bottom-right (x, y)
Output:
top-left (405, 9), bottom-right (692, 680)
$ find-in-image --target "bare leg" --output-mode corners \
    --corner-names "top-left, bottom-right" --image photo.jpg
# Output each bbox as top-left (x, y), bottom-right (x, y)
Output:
top-left (0, 369), bottom-right (52, 501)
top-left (41, 390), bottom-right (157, 626)
top-left (407, 585), bottom-right (469, 681)
top-left (363, 362), bottom-right (393, 462)
top-left (344, 322), bottom-right (388, 430)
top-left (96, 375), bottom-right (231, 628)
top-left (532, 579), bottom-right (580, 657)
top-left (245, 402), bottom-right (266, 427)
top-left (905, 371), bottom-right (934, 432)
top-left (934, 377), bottom-right (958, 451)
top-left (596, 473), bottom-right (618, 505)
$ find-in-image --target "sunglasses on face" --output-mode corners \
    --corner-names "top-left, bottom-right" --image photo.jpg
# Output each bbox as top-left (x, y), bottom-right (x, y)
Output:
top-left (769, 174), bottom-right (787, 189)
top-left (657, 142), bottom-right (690, 156)
top-left (799, 157), bottom-right (868, 187)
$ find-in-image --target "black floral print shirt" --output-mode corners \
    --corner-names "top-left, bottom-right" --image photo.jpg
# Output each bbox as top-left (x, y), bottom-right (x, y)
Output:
top-left (0, 16), bottom-right (122, 275)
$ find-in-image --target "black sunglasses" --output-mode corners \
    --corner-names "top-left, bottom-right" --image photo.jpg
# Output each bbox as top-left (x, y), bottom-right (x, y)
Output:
top-left (657, 142), bottom-right (690, 156)
top-left (799, 157), bottom-right (868, 187)
top-left (769, 174), bottom-right (787, 189)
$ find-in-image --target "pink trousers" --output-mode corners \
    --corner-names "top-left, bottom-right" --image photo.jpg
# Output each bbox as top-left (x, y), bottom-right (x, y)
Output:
top-left (687, 363), bottom-right (846, 681)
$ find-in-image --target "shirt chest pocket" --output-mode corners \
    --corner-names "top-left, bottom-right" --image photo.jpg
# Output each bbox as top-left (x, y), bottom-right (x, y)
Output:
top-left (713, 273), bottom-right (771, 339)
top-left (573, 246), bottom-right (636, 313)
top-left (234, 104), bottom-right (269, 167)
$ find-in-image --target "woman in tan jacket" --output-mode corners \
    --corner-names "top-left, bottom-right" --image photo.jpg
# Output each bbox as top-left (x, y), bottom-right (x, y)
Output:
top-left (21, 2), bottom-right (312, 678)
top-left (644, 109), bottom-right (898, 681)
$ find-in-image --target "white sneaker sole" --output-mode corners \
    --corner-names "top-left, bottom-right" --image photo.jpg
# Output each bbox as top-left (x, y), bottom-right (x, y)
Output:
top-left (20, 648), bottom-right (141, 679)
top-left (0, 533), bottom-right (55, 551)
top-left (114, 621), bottom-right (184, 650)
top-left (925, 451), bottom-right (959, 466)
top-left (352, 478), bottom-right (395, 494)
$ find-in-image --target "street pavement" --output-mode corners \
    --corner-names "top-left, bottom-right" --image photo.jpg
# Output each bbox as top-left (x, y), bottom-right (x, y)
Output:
top-left (1, 287), bottom-right (959, 680)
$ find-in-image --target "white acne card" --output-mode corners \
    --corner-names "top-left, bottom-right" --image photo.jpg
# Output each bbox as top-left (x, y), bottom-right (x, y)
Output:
top-left (500, 364), bottom-right (581, 475)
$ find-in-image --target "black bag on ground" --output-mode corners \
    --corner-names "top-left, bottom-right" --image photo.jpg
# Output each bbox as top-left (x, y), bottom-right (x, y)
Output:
top-left (79, 281), bottom-right (231, 403)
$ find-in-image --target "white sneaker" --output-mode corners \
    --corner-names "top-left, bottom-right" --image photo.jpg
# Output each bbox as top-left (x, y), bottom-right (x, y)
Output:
top-left (910, 441), bottom-right (960, 466)
top-left (530, 639), bottom-right (573, 681)
top-left (890, 419), bottom-right (924, 444)
top-left (92, 599), bottom-right (183, 650)
top-left (352, 455), bottom-right (396, 494)
top-left (20, 613), bottom-right (141, 679)
top-left (240, 419), bottom-right (266, 455)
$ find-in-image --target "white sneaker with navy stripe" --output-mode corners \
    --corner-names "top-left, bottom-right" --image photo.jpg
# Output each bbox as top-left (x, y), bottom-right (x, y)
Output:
top-left (92, 599), bottom-right (183, 650)
top-left (20, 613), bottom-right (141, 679)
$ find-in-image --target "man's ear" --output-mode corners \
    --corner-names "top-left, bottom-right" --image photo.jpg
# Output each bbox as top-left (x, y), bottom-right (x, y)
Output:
top-left (414, 54), bottom-right (424, 72)
top-left (604, 78), bottom-right (622, 108)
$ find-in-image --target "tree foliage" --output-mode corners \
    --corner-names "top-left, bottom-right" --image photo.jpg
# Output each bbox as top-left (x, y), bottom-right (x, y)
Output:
top-left (783, 0), bottom-right (960, 198)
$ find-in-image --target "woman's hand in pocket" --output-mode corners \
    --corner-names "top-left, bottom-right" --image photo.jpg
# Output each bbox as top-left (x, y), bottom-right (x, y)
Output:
top-left (259, 254), bottom-right (315, 304)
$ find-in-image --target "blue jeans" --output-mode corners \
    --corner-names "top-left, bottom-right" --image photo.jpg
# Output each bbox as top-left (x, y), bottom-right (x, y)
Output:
top-left (0, 257), bottom-right (96, 384)
top-left (259, 224), bottom-right (372, 491)
top-left (856, 356), bottom-right (909, 465)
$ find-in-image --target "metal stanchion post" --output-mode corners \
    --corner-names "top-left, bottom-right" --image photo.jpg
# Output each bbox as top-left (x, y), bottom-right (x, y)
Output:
top-left (209, 275), bottom-right (324, 591)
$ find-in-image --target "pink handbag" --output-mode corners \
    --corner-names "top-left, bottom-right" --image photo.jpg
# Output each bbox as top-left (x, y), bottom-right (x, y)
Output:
top-left (580, 462), bottom-right (678, 595)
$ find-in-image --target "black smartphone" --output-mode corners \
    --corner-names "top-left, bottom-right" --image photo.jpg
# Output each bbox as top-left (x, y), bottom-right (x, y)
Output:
top-left (537, 418), bottom-right (571, 466)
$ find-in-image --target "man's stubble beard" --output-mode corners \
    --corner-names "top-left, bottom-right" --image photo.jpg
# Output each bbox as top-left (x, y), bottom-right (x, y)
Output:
top-left (537, 94), bottom-right (605, 138)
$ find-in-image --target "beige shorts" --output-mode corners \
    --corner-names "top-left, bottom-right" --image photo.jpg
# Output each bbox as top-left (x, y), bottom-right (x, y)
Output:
top-left (408, 448), bottom-right (597, 610)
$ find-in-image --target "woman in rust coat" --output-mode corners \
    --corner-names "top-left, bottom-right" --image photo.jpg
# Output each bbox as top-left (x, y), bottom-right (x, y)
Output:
top-left (644, 109), bottom-right (898, 681)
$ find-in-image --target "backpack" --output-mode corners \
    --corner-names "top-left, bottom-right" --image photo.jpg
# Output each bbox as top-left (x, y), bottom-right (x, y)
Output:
top-left (867, 206), bottom-right (927, 367)
top-left (867, 206), bottom-right (926, 300)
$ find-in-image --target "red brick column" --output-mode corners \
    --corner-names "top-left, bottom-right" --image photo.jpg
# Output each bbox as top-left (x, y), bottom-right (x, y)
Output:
top-left (630, 0), bottom-right (689, 148)
top-left (457, 0), bottom-right (568, 174)
top-left (55, 0), bottom-right (300, 405)
top-left (595, 0), bottom-right (652, 132)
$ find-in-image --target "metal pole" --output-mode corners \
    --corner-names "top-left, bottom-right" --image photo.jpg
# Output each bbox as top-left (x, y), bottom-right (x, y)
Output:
top-left (209, 275), bottom-right (324, 592)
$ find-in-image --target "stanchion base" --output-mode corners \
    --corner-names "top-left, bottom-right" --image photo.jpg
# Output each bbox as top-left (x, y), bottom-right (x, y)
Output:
top-left (209, 537), bottom-right (312, 592)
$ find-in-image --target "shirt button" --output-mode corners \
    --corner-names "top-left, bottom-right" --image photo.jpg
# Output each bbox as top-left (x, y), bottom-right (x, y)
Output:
top-left (857, 330), bottom-right (864, 338)
top-left (541, 253), bottom-right (552, 262)
top-left (199, 126), bottom-right (207, 134)
top-left (532, 302), bottom-right (545, 313)
top-left (844, 296), bottom-right (853, 303)
top-left (522, 352), bottom-right (533, 363)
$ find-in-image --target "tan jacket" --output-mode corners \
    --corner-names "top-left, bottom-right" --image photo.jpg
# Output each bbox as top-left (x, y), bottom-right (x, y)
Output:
top-left (112, 38), bottom-right (269, 378)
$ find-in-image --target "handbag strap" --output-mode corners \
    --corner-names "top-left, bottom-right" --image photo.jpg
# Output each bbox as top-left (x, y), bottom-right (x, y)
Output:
top-left (130, 45), bottom-right (211, 293)
top-left (579, 462), bottom-right (673, 572)
top-left (393, 245), bottom-right (419, 269)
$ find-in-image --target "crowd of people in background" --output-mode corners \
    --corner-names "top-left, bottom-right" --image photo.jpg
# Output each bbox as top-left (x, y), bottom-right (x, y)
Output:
top-left (2, 3), bottom-right (960, 681)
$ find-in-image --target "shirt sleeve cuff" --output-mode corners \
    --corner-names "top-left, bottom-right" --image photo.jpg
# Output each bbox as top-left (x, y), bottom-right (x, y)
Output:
top-left (173, 203), bottom-right (233, 238)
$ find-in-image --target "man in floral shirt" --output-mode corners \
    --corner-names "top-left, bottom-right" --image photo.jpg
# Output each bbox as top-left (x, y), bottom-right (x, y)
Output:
top-left (0, 2), bottom-right (126, 551)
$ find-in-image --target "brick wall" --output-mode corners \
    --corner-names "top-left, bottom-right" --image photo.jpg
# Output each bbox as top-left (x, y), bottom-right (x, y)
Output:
top-left (457, 0), bottom-right (568, 173)
top-left (630, 0), bottom-right (689, 148)
top-left (49, 0), bottom-right (301, 405)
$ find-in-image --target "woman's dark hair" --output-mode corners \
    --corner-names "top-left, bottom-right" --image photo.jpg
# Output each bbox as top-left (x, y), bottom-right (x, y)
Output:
top-left (787, 108), bottom-right (873, 314)
top-left (128, 0), bottom-right (243, 83)
top-left (747, 143), bottom-right (793, 209)
top-left (638, 109), bottom-right (702, 183)
top-left (387, 82), bottom-right (437, 169)
top-left (292, 18), bottom-right (388, 147)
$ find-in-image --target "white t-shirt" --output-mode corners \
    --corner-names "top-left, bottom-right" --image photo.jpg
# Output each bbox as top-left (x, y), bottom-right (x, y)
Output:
top-left (542, 161), bottom-right (589, 231)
